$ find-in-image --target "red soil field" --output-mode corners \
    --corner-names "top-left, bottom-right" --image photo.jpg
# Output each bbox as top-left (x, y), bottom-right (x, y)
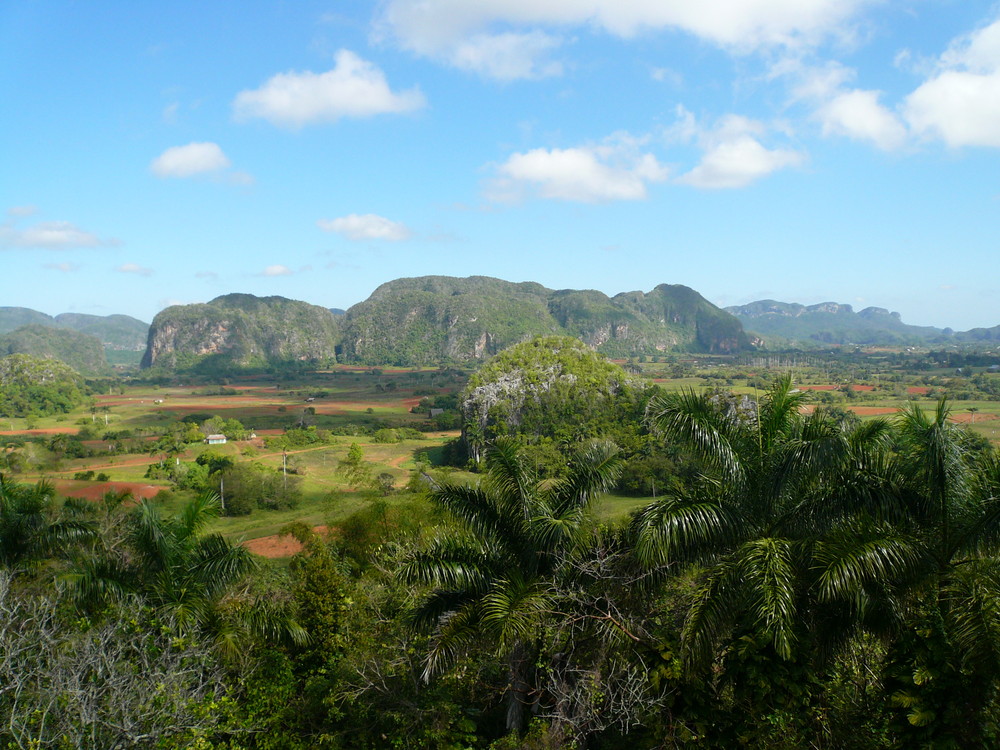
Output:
top-left (243, 525), bottom-right (330, 558)
top-left (56, 480), bottom-right (164, 501)
top-left (0, 427), bottom-right (78, 436)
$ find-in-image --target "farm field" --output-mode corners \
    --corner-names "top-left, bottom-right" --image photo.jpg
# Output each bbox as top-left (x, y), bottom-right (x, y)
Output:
top-left (6, 358), bottom-right (1000, 557)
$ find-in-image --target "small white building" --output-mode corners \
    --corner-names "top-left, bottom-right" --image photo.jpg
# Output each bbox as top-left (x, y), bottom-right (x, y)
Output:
top-left (205, 434), bottom-right (227, 445)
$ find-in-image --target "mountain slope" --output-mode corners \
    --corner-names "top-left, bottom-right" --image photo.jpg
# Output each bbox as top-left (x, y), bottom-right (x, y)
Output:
top-left (142, 293), bottom-right (340, 371)
top-left (338, 276), bottom-right (749, 364)
top-left (54, 313), bottom-right (149, 350)
top-left (0, 324), bottom-right (110, 376)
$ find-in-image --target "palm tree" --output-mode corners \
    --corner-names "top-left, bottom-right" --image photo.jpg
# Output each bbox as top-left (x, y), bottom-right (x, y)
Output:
top-left (400, 437), bottom-right (623, 733)
top-left (68, 491), bottom-right (306, 656)
top-left (632, 376), bottom-right (896, 670)
top-left (0, 473), bottom-right (95, 570)
top-left (813, 399), bottom-right (1000, 744)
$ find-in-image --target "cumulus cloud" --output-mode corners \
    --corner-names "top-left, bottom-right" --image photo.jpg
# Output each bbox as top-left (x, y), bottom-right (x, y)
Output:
top-left (377, 0), bottom-right (871, 78)
top-left (117, 262), bottom-right (153, 277)
top-left (904, 16), bottom-right (1000, 147)
top-left (0, 215), bottom-right (117, 250)
top-left (817, 89), bottom-right (907, 150)
top-left (318, 213), bottom-right (412, 241)
top-left (449, 31), bottom-right (563, 80)
top-left (490, 134), bottom-right (669, 202)
top-left (150, 142), bottom-right (231, 178)
top-left (777, 60), bottom-right (908, 151)
top-left (233, 49), bottom-right (426, 128)
top-left (261, 265), bottom-right (293, 276)
top-left (675, 113), bottom-right (805, 188)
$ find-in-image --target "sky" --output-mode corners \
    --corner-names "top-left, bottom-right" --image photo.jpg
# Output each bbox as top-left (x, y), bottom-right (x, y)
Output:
top-left (2, 0), bottom-right (999, 331)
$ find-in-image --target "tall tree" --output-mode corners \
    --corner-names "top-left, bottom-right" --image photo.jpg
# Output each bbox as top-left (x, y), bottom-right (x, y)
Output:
top-left (67, 491), bottom-right (306, 656)
top-left (401, 437), bottom-right (623, 733)
top-left (0, 474), bottom-right (94, 571)
top-left (814, 400), bottom-right (1000, 745)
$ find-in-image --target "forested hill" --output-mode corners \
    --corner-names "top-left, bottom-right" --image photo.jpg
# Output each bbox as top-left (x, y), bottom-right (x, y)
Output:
top-left (0, 307), bottom-right (149, 350)
top-left (338, 276), bottom-right (750, 364)
top-left (142, 293), bottom-right (341, 372)
top-left (0, 324), bottom-right (109, 376)
top-left (726, 299), bottom-right (951, 347)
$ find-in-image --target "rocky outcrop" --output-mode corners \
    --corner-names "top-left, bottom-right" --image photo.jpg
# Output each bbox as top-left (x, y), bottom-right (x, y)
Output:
top-left (141, 294), bottom-right (339, 371)
top-left (338, 276), bottom-right (750, 364)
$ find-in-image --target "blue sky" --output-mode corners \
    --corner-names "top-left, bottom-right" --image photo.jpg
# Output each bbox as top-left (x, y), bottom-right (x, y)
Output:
top-left (2, 0), bottom-right (999, 330)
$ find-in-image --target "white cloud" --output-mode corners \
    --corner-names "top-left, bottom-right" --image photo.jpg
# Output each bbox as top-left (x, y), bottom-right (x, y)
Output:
top-left (777, 60), bottom-right (908, 151)
top-left (117, 262), bottom-right (153, 277)
top-left (151, 142), bottom-right (231, 178)
top-left (449, 31), bottom-right (563, 80)
top-left (377, 0), bottom-right (872, 78)
top-left (904, 17), bottom-right (1000, 147)
top-left (490, 135), bottom-right (669, 202)
top-left (7, 205), bottom-right (38, 218)
top-left (817, 89), bottom-right (907, 150)
top-left (262, 265), bottom-right (293, 276)
top-left (233, 49), bottom-right (425, 128)
top-left (0, 219), bottom-right (116, 249)
top-left (676, 113), bottom-right (805, 188)
top-left (318, 213), bottom-right (412, 241)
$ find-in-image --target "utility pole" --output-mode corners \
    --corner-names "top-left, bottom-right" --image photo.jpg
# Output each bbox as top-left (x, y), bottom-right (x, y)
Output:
top-left (219, 475), bottom-right (225, 513)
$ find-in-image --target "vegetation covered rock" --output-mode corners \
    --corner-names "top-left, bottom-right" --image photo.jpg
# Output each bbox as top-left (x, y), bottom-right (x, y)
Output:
top-left (141, 293), bottom-right (340, 373)
top-left (339, 275), bottom-right (751, 364)
top-left (0, 353), bottom-right (89, 416)
top-left (460, 335), bottom-right (647, 461)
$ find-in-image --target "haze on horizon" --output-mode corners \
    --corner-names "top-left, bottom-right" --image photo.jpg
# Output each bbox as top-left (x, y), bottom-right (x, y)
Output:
top-left (2, 1), bottom-right (999, 331)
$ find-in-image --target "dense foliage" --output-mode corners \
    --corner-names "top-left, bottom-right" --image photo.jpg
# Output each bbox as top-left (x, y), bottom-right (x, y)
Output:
top-left (3, 368), bottom-right (1000, 748)
top-left (459, 336), bottom-right (649, 463)
top-left (0, 353), bottom-right (90, 417)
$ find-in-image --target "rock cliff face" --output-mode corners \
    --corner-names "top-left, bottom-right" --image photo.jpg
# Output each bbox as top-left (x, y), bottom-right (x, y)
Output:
top-left (338, 276), bottom-right (750, 364)
top-left (141, 294), bottom-right (339, 371)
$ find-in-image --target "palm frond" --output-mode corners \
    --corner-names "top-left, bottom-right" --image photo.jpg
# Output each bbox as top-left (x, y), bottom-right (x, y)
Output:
top-left (942, 559), bottom-right (1000, 673)
top-left (682, 556), bottom-right (746, 674)
top-left (739, 537), bottom-right (800, 660)
top-left (399, 536), bottom-right (499, 591)
top-left (813, 522), bottom-right (926, 604)
top-left (646, 389), bottom-right (744, 485)
top-left (630, 494), bottom-right (738, 567)
top-left (178, 491), bottom-right (222, 539)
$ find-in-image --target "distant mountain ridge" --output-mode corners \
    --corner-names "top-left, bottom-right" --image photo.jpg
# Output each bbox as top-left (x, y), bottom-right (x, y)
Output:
top-left (725, 299), bottom-right (963, 347)
top-left (0, 307), bottom-right (149, 350)
top-left (0, 324), bottom-right (110, 376)
top-left (141, 276), bottom-right (749, 371)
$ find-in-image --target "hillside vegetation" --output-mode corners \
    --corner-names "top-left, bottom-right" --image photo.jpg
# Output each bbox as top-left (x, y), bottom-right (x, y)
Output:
top-left (0, 325), bottom-right (109, 376)
top-left (142, 293), bottom-right (340, 373)
top-left (0, 353), bottom-right (89, 416)
top-left (0, 306), bottom-right (148, 350)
